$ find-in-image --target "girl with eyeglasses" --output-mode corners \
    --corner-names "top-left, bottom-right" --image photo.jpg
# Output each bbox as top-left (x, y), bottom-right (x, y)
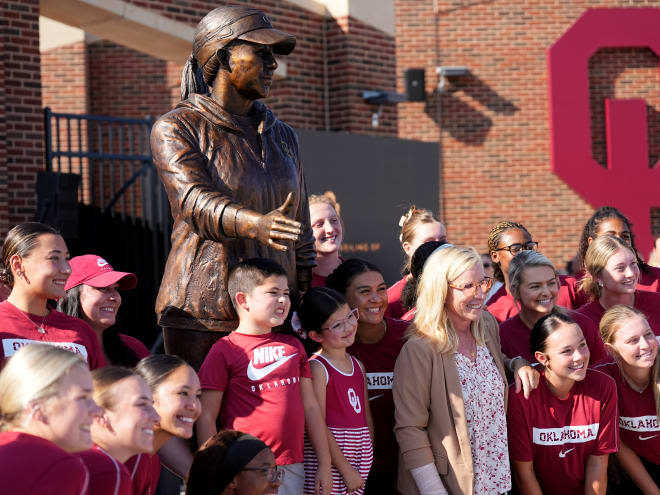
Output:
top-left (596, 306), bottom-right (660, 494)
top-left (565, 206), bottom-right (660, 308)
top-left (507, 312), bottom-right (618, 495)
top-left (487, 220), bottom-right (577, 322)
top-left (298, 287), bottom-right (374, 494)
top-left (393, 246), bottom-right (538, 495)
top-left (500, 250), bottom-right (607, 366)
top-left (576, 235), bottom-right (660, 337)
top-left (186, 430), bottom-right (283, 495)
top-left (326, 259), bottom-right (409, 494)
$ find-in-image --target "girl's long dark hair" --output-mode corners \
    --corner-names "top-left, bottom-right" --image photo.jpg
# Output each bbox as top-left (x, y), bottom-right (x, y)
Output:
top-left (57, 285), bottom-right (140, 367)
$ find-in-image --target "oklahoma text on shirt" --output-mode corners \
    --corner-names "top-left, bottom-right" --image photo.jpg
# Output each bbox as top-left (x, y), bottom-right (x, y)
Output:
top-left (533, 424), bottom-right (599, 446)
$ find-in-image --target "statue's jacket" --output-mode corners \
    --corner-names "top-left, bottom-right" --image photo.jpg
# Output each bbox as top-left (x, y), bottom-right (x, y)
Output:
top-left (151, 94), bottom-right (315, 331)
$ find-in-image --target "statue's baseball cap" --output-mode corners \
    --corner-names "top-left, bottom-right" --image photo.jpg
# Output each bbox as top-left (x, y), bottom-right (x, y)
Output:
top-left (65, 255), bottom-right (137, 291)
top-left (195, 6), bottom-right (296, 69)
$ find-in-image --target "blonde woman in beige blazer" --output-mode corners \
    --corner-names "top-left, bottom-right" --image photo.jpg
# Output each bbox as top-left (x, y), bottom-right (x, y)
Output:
top-left (393, 245), bottom-right (538, 495)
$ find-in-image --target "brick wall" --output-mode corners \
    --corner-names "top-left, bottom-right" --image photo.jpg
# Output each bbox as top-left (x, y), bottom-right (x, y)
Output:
top-left (41, 41), bottom-right (87, 113)
top-left (395, 0), bottom-right (660, 268)
top-left (50, 0), bottom-right (396, 134)
top-left (1, 0), bottom-right (43, 233)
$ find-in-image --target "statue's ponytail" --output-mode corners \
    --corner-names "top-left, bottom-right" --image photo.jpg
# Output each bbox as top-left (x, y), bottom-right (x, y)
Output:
top-left (180, 53), bottom-right (206, 101)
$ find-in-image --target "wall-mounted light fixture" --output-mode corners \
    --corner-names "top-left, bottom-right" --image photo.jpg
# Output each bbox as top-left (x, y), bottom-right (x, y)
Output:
top-left (362, 90), bottom-right (407, 127)
top-left (436, 66), bottom-right (468, 92)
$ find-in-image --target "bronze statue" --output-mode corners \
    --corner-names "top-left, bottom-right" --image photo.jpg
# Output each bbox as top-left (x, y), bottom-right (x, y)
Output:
top-left (151, 6), bottom-right (315, 369)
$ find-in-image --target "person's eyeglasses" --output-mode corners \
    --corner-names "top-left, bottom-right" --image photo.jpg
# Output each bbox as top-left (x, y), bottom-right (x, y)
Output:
top-left (242, 466), bottom-right (285, 484)
top-left (494, 241), bottom-right (539, 255)
top-left (321, 308), bottom-right (359, 335)
top-left (449, 278), bottom-right (493, 296)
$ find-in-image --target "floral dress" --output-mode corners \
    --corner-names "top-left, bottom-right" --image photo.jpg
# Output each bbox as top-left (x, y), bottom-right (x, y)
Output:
top-left (455, 345), bottom-right (511, 494)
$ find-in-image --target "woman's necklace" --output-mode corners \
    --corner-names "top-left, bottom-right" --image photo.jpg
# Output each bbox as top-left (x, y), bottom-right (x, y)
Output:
top-left (458, 330), bottom-right (476, 360)
top-left (8, 301), bottom-right (47, 334)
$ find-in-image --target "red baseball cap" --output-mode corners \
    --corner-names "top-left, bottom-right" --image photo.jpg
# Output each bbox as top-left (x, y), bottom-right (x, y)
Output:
top-left (65, 255), bottom-right (137, 291)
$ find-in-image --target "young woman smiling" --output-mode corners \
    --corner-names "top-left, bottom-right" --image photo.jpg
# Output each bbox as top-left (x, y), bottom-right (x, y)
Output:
top-left (576, 235), bottom-right (660, 336)
top-left (78, 367), bottom-right (159, 495)
top-left (126, 354), bottom-right (202, 495)
top-left (309, 194), bottom-right (344, 288)
top-left (565, 207), bottom-right (660, 308)
top-left (387, 206), bottom-right (447, 318)
top-left (326, 259), bottom-right (408, 494)
top-left (58, 254), bottom-right (148, 367)
top-left (597, 306), bottom-right (660, 494)
top-left (486, 220), bottom-right (577, 322)
top-left (0, 223), bottom-right (104, 368)
top-left (0, 344), bottom-right (101, 494)
top-left (500, 251), bottom-right (607, 366)
top-left (507, 313), bottom-right (618, 495)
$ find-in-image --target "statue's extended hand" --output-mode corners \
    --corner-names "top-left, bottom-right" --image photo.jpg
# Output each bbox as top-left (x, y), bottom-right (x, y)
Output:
top-left (255, 192), bottom-right (302, 251)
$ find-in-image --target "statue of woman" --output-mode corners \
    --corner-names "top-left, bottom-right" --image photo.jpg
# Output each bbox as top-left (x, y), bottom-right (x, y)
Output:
top-left (151, 6), bottom-right (315, 368)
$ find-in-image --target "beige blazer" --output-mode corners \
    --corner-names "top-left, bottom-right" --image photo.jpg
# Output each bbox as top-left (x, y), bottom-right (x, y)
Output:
top-left (393, 312), bottom-right (509, 495)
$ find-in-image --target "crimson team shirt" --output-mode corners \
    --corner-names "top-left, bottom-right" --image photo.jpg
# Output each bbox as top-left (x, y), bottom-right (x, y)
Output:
top-left (198, 331), bottom-right (311, 465)
top-left (499, 311), bottom-right (608, 365)
top-left (385, 276), bottom-right (407, 319)
top-left (576, 290), bottom-right (660, 338)
top-left (119, 334), bottom-right (151, 360)
top-left (78, 445), bottom-right (133, 495)
top-left (125, 452), bottom-right (160, 495)
top-left (0, 301), bottom-right (104, 369)
top-left (564, 266), bottom-right (660, 309)
top-left (486, 275), bottom-right (578, 323)
top-left (347, 317), bottom-right (408, 473)
top-left (507, 370), bottom-right (618, 495)
top-left (597, 362), bottom-right (660, 465)
top-left (0, 432), bottom-right (89, 494)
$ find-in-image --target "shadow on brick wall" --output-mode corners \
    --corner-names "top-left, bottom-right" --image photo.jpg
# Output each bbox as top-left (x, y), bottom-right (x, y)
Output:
top-left (423, 72), bottom-right (518, 145)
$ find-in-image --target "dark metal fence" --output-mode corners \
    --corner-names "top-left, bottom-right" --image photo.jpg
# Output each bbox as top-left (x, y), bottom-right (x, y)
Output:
top-left (43, 108), bottom-right (171, 348)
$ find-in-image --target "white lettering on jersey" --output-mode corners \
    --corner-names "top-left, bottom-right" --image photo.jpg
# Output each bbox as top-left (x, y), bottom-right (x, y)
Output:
top-left (619, 415), bottom-right (660, 432)
top-left (533, 423), bottom-right (599, 446)
top-left (2, 338), bottom-right (89, 362)
top-left (348, 388), bottom-right (362, 413)
top-left (366, 372), bottom-right (393, 390)
top-left (247, 351), bottom-right (297, 381)
top-left (252, 345), bottom-right (286, 365)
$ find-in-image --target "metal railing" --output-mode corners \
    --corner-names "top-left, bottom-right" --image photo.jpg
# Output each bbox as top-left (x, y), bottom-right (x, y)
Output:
top-left (43, 107), bottom-right (170, 239)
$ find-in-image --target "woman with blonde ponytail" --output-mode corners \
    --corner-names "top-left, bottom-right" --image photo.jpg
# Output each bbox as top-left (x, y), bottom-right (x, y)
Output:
top-left (0, 344), bottom-right (101, 494)
top-left (597, 305), bottom-right (660, 493)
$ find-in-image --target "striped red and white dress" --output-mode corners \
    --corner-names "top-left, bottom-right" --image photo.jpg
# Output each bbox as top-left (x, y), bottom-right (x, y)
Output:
top-left (304, 353), bottom-right (373, 495)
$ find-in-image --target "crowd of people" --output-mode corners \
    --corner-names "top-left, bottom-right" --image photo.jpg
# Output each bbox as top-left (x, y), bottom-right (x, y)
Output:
top-left (0, 201), bottom-right (659, 495)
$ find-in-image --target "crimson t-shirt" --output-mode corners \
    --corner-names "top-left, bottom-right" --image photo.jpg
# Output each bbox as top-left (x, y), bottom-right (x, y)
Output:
top-left (576, 290), bottom-right (660, 337)
top-left (499, 311), bottom-right (607, 365)
top-left (596, 362), bottom-right (660, 465)
top-left (77, 445), bottom-right (132, 495)
top-left (347, 317), bottom-right (408, 473)
top-left (507, 370), bottom-right (618, 495)
top-left (0, 432), bottom-right (89, 494)
top-left (125, 452), bottom-right (160, 495)
top-left (564, 266), bottom-right (660, 310)
top-left (385, 276), bottom-right (407, 319)
top-left (198, 331), bottom-right (311, 465)
top-left (119, 334), bottom-right (151, 361)
top-left (0, 301), bottom-right (104, 369)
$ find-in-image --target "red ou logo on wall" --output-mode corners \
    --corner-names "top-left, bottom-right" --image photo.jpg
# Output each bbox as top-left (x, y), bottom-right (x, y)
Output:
top-left (548, 8), bottom-right (660, 251)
